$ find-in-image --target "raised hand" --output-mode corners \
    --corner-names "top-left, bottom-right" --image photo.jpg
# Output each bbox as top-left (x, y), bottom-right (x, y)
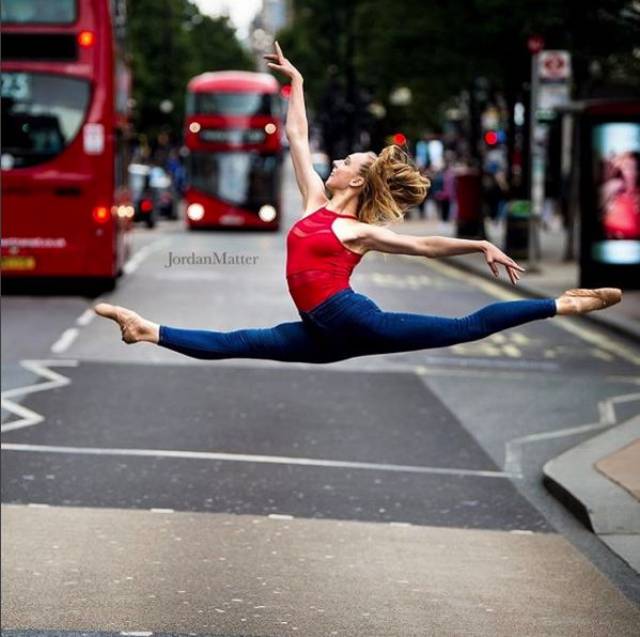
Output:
top-left (263, 41), bottom-right (303, 82)
top-left (483, 242), bottom-right (526, 285)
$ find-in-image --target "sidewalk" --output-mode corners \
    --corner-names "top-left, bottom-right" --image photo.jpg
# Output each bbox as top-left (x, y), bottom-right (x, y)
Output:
top-left (400, 212), bottom-right (640, 342)
top-left (401, 211), bottom-right (640, 576)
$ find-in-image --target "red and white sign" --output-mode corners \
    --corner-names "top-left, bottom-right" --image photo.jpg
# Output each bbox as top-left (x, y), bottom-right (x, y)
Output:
top-left (538, 51), bottom-right (571, 81)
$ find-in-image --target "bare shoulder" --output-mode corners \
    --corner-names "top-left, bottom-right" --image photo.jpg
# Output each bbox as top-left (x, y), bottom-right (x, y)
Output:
top-left (331, 217), bottom-right (374, 256)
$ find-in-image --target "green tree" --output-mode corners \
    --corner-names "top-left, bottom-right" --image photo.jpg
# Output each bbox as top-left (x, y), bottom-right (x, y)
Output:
top-left (275, 0), bottom-right (640, 156)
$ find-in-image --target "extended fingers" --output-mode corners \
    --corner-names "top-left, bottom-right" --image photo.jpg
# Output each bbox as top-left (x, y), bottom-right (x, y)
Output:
top-left (499, 255), bottom-right (525, 272)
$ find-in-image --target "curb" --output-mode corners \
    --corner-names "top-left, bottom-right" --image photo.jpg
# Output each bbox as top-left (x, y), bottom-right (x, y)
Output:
top-left (439, 255), bottom-right (640, 344)
top-left (542, 416), bottom-right (640, 574)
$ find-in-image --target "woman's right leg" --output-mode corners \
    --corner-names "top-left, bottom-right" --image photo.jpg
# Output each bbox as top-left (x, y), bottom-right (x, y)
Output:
top-left (157, 320), bottom-right (351, 364)
top-left (95, 302), bottom-right (351, 364)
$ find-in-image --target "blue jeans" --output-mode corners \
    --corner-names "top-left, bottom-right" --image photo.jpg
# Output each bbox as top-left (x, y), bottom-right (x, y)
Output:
top-left (157, 288), bottom-right (557, 364)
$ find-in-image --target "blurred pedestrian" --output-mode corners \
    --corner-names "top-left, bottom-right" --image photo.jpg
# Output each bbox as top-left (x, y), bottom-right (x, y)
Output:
top-left (435, 160), bottom-right (455, 223)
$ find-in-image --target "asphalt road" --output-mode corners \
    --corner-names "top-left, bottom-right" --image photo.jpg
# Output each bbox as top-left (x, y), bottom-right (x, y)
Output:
top-left (2, 160), bottom-right (640, 635)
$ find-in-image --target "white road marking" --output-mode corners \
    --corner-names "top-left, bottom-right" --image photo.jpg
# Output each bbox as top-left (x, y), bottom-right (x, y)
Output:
top-left (504, 391), bottom-right (640, 477)
top-left (123, 238), bottom-right (170, 275)
top-left (75, 308), bottom-right (96, 326)
top-left (0, 400), bottom-right (43, 433)
top-left (1, 360), bottom-right (77, 433)
top-left (50, 328), bottom-right (79, 354)
top-left (0, 443), bottom-right (516, 479)
top-left (150, 508), bottom-right (174, 514)
top-left (268, 514), bottom-right (294, 520)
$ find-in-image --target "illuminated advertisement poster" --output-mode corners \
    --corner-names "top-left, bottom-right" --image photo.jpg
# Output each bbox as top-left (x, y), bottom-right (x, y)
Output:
top-left (591, 122), bottom-right (640, 264)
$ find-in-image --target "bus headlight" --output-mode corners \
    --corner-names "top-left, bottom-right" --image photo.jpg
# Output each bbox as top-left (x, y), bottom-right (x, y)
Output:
top-left (258, 205), bottom-right (276, 222)
top-left (187, 203), bottom-right (205, 221)
top-left (264, 123), bottom-right (277, 135)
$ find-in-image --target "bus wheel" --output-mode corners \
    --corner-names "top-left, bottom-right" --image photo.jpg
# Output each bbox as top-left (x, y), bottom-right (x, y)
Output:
top-left (146, 214), bottom-right (156, 229)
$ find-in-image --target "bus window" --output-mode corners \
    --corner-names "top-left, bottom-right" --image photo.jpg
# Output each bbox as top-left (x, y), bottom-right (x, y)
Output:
top-left (187, 92), bottom-right (275, 117)
top-left (1, 72), bottom-right (90, 168)
top-left (1, 0), bottom-right (77, 24)
top-left (188, 151), bottom-right (278, 207)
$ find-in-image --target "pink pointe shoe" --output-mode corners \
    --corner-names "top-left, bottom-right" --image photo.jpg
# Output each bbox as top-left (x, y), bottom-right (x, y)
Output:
top-left (560, 288), bottom-right (622, 314)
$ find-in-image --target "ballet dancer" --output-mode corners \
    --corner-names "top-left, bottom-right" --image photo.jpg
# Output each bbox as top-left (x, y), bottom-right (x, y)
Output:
top-left (94, 42), bottom-right (622, 364)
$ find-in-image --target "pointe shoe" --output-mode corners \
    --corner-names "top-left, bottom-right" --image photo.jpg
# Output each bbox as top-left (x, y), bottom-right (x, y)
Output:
top-left (561, 288), bottom-right (622, 314)
top-left (93, 302), bottom-right (145, 343)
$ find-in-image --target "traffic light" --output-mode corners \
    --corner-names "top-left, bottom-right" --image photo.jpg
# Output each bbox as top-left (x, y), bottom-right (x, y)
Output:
top-left (484, 130), bottom-right (499, 147)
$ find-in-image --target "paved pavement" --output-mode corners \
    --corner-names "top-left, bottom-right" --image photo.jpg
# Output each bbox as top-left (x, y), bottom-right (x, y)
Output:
top-left (3, 504), bottom-right (640, 636)
top-left (402, 210), bottom-right (640, 577)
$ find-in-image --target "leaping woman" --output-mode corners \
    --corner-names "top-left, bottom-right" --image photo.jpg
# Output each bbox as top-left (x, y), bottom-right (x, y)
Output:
top-left (94, 42), bottom-right (622, 363)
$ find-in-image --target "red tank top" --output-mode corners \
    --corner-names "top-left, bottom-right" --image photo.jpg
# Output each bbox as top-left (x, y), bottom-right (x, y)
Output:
top-left (286, 206), bottom-right (364, 312)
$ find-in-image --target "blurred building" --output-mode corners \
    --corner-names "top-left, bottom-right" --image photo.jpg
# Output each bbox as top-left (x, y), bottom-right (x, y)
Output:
top-left (249, 0), bottom-right (292, 69)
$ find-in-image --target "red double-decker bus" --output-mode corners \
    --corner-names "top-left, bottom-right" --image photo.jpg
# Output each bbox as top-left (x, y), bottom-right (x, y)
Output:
top-left (183, 71), bottom-right (284, 230)
top-left (1, 0), bottom-right (133, 289)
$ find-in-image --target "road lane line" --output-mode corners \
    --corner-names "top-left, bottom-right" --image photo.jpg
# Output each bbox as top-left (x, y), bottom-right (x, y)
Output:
top-left (0, 443), bottom-right (516, 479)
top-left (75, 308), bottom-right (96, 326)
top-left (123, 237), bottom-right (170, 275)
top-left (50, 328), bottom-right (79, 354)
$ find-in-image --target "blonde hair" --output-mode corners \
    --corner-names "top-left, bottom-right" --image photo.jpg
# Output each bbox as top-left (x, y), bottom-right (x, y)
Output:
top-left (356, 145), bottom-right (431, 225)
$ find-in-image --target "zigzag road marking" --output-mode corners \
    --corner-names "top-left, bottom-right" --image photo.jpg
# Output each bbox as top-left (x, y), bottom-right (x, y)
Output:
top-left (1, 360), bottom-right (78, 433)
top-left (504, 391), bottom-right (640, 477)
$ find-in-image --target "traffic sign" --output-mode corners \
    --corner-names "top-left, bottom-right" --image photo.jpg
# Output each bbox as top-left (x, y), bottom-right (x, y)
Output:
top-left (539, 51), bottom-right (571, 81)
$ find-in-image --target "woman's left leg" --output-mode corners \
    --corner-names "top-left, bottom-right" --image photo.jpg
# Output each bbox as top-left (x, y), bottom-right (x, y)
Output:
top-left (342, 298), bottom-right (558, 357)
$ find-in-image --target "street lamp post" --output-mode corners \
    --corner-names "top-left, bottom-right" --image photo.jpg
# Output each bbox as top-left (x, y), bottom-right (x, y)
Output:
top-left (527, 35), bottom-right (544, 272)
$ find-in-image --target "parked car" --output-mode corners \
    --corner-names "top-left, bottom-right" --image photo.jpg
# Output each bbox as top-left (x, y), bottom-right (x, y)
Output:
top-left (128, 163), bottom-right (156, 228)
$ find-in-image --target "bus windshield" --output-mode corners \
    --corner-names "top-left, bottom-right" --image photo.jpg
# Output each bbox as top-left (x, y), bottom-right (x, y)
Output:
top-left (188, 151), bottom-right (279, 207)
top-left (1, 72), bottom-right (90, 168)
top-left (187, 92), bottom-right (276, 117)
top-left (1, 0), bottom-right (77, 24)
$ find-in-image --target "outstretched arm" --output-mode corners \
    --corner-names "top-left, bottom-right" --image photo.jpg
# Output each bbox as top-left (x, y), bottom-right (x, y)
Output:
top-left (264, 42), bottom-right (327, 212)
top-left (357, 224), bottom-right (525, 285)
